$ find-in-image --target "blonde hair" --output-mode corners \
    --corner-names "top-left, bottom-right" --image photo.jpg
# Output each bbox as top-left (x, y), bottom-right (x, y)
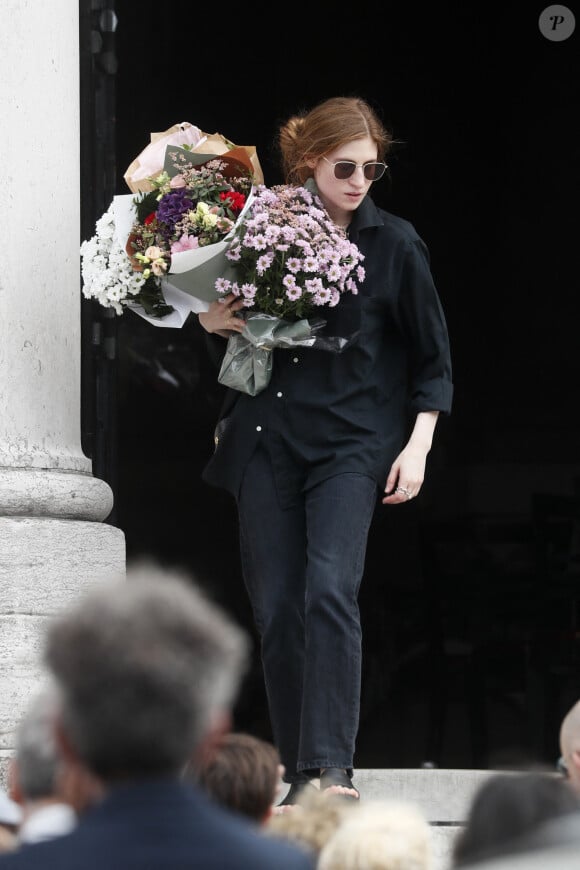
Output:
top-left (266, 786), bottom-right (357, 855)
top-left (277, 96), bottom-right (394, 185)
top-left (317, 799), bottom-right (433, 870)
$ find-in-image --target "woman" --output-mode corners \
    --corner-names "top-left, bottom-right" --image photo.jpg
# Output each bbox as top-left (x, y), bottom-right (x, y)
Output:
top-left (198, 96), bottom-right (453, 803)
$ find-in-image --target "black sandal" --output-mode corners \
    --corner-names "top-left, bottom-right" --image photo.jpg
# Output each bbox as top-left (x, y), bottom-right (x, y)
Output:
top-left (277, 778), bottom-right (318, 807)
top-left (319, 768), bottom-right (360, 800)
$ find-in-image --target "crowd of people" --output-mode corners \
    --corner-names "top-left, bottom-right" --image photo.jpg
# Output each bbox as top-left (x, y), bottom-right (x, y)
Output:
top-left (0, 562), bottom-right (311, 869)
top-left (1, 560), bottom-right (580, 869)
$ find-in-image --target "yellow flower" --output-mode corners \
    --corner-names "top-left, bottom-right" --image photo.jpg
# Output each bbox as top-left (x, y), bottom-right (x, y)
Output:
top-left (202, 213), bottom-right (218, 229)
top-left (196, 203), bottom-right (218, 229)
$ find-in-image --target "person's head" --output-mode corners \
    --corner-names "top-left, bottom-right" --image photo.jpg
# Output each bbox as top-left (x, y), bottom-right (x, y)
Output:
top-left (9, 680), bottom-right (64, 807)
top-left (276, 96), bottom-right (394, 223)
top-left (43, 560), bottom-right (250, 783)
top-left (8, 679), bottom-right (102, 829)
top-left (452, 771), bottom-right (580, 867)
top-left (559, 699), bottom-right (580, 794)
top-left (317, 799), bottom-right (432, 870)
top-left (191, 731), bottom-right (283, 824)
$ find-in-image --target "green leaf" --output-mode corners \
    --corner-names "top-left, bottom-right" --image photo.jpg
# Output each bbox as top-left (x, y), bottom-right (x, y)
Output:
top-left (136, 277), bottom-right (174, 318)
top-left (134, 191), bottom-right (159, 224)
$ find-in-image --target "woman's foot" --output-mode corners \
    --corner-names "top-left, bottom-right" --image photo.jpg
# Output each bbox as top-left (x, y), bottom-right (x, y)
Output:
top-left (277, 777), bottom-right (318, 807)
top-left (319, 767), bottom-right (360, 800)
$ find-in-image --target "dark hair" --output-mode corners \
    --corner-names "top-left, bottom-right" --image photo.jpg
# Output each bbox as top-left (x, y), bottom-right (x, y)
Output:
top-left (277, 96), bottom-right (394, 185)
top-left (452, 771), bottom-right (580, 866)
top-left (193, 732), bottom-right (281, 823)
top-left (44, 562), bottom-right (250, 780)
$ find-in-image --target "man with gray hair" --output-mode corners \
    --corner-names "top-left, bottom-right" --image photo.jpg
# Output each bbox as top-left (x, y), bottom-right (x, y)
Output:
top-left (0, 562), bottom-right (314, 869)
top-left (8, 681), bottom-right (77, 844)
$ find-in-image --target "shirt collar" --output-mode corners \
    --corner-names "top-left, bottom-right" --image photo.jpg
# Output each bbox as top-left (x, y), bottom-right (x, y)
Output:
top-left (347, 195), bottom-right (384, 240)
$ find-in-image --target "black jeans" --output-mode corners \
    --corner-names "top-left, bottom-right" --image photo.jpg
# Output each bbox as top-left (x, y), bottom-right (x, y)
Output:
top-left (237, 444), bottom-right (378, 782)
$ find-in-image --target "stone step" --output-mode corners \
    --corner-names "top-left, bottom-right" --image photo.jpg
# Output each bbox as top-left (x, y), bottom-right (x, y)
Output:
top-left (281, 769), bottom-right (498, 870)
top-left (354, 768), bottom-right (495, 821)
top-left (355, 768), bottom-right (497, 870)
top-left (356, 768), bottom-right (499, 870)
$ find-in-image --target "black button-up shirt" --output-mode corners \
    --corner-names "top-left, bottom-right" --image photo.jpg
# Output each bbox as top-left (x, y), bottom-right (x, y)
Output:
top-left (202, 194), bottom-right (453, 501)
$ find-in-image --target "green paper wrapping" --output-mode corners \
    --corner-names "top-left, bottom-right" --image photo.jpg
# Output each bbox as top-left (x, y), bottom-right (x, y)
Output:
top-left (217, 314), bottom-right (318, 395)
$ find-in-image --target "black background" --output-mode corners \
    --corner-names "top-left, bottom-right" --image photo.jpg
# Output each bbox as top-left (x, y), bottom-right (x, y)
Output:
top-left (99, 2), bottom-right (579, 770)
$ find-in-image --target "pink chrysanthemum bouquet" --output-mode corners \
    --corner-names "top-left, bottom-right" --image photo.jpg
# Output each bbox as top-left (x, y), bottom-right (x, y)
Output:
top-left (213, 181), bottom-right (366, 394)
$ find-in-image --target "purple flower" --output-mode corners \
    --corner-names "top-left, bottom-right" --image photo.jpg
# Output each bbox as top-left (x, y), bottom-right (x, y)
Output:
top-left (156, 189), bottom-right (194, 233)
top-left (215, 278), bottom-right (233, 295)
top-left (256, 253), bottom-right (274, 274)
top-left (241, 283), bottom-right (257, 300)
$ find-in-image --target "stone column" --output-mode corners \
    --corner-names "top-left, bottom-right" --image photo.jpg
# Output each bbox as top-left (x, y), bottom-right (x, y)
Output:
top-left (0, 0), bottom-right (125, 779)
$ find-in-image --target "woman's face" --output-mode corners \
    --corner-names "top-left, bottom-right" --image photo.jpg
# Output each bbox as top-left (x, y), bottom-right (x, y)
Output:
top-left (310, 134), bottom-right (379, 224)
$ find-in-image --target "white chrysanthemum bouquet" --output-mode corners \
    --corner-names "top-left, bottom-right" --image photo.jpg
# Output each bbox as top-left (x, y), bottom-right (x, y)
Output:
top-left (80, 206), bottom-right (147, 315)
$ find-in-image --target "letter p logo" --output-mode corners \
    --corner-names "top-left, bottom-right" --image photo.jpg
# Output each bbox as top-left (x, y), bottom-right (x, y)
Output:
top-left (539, 5), bottom-right (576, 40)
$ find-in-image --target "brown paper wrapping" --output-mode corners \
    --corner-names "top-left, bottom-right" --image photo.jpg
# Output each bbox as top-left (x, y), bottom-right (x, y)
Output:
top-left (123, 123), bottom-right (264, 193)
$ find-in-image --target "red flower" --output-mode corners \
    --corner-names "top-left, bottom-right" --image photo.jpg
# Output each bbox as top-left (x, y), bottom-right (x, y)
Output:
top-left (144, 212), bottom-right (156, 226)
top-left (220, 191), bottom-right (246, 213)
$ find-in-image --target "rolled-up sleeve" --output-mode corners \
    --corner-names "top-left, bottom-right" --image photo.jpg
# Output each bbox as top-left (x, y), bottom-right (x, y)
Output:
top-left (398, 238), bottom-right (454, 415)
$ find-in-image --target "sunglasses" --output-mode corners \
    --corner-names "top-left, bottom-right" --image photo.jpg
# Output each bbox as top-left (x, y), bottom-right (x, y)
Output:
top-left (322, 156), bottom-right (387, 182)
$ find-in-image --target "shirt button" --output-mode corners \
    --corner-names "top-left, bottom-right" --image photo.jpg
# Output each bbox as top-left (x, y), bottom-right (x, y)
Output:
top-left (256, 425), bottom-right (262, 432)
top-left (276, 391), bottom-right (283, 398)
top-left (292, 357), bottom-right (299, 363)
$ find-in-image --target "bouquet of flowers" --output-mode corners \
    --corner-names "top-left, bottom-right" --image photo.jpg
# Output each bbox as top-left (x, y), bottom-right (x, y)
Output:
top-left (212, 181), bottom-right (366, 395)
top-left (80, 122), bottom-right (263, 327)
top-left (122, 121), bottom-right (263, 194)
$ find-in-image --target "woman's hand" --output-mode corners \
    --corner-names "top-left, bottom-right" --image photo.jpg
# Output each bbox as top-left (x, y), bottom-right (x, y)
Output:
top-left (382, 411), bottom-right (439, 505)
top-left (198, 293), bottom-right (246, 337)
top-left (382, 443), bottom-right (428, 504)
